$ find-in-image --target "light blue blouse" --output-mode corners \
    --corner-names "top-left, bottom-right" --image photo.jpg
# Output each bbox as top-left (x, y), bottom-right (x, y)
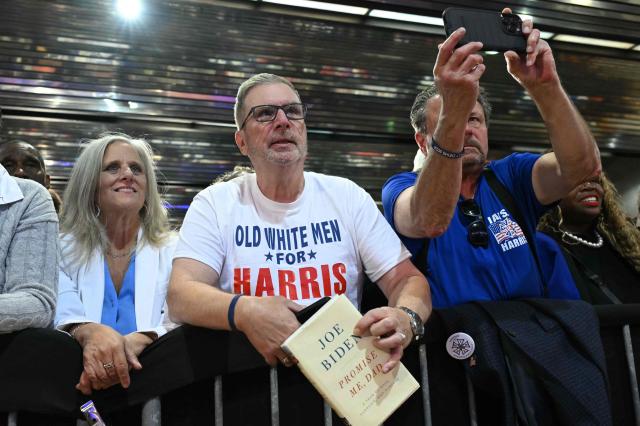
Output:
top-left (101, 255), bottom-right (137, 334)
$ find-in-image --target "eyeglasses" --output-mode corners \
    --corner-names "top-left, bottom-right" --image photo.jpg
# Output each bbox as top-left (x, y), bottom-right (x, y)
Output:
top-left (240, 103), bottom-right (307, 129)
top-left (459, 199), bottom-right (489, 248)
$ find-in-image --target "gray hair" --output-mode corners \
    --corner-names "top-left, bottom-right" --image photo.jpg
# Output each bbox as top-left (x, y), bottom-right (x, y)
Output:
top-left (60, 132), bottom-right (170, 268)
top-left (234, 73), bottom-right (301, 130)
top-left (409, 85), bottom-right (492, 135)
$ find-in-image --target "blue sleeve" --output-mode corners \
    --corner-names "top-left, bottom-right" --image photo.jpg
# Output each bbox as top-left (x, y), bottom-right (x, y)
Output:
top-left (489, 152), bottom-right (551, 227)
top-left (381, 172), bottom-right (418, 231)
top-left (536, 232), bottom-right (580, 300)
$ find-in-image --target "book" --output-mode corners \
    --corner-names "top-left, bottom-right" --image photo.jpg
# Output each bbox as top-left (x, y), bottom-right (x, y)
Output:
top-left (281, 294), bottom-right (420, 426)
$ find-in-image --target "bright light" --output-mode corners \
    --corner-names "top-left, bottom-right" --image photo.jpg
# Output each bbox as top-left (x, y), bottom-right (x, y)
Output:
top-left (261, 0), bottom-right (368, 15)
top-left (369, 10), bottom-right (443, 26)
top-left (633, 45), bottom-right (640, 51)
top-left (539, 31), bottom-right (555, 40)
top-left (553, 34), bottom-right (634, 49)
top-left (116, 0), bottom-right (142, 21)
top-left (103, 99), bottom-right (118, 113)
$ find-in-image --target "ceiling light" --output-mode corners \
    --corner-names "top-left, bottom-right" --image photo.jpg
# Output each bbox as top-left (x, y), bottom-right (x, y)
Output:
top-left (261, 0), bottom-right (368, 15)
top-left (116, 0), bottom-right (142, 20)
top-left (553, 34), bottom-right (634, 49)
top-left (369, 10), bottom-right (443, 26)
top-left (539, 31), bottom-right (555, 40)
top-left (633, 45), bottom-right (640, 51)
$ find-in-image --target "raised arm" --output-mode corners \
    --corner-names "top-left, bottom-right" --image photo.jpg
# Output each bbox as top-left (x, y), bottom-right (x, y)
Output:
top-left (167, 258), bottom-right (302, 366)
top-left (0, 182), bottom-right (58, 332)
top-left (503, 9), bottom-right (601, 204)
top-left (394, 28), bottom-right (485, 238)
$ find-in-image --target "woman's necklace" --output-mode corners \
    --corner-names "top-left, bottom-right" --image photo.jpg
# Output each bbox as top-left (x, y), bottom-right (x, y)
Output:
top-left (560, 228), bottom-right (604, 248)
top-left (106, 243), bottom-right (137, 259)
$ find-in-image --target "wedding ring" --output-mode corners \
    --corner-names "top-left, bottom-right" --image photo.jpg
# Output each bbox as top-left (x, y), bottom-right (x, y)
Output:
top-left (281, 356), bottom-right (292, 366)
top-left (103, 362), bottom-right (114, 369)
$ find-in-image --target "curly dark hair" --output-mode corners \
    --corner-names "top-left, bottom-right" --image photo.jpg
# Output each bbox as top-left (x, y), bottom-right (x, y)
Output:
top-left (538, 172), bottom-right (640, 274)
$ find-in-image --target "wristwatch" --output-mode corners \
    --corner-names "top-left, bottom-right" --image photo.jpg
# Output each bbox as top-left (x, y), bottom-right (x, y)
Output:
top-left (398, 307), bottom-right (425, 342)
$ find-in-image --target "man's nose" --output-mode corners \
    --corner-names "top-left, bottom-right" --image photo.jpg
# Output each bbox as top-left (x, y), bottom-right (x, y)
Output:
top-left (273, 108), bottom-right (291, 127)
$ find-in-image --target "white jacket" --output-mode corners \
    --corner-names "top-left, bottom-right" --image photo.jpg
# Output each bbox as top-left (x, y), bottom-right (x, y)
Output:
top-left (55, 229), bottom-right (177, 337)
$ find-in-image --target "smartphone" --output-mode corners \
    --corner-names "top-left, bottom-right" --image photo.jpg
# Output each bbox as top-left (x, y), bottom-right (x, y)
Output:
top-left (295, 297), bottom-right (331, 324)
top-left (442, 8), bottom-right (527, 53)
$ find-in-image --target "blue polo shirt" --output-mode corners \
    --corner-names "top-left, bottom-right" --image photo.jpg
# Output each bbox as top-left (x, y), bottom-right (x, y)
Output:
top-left (382, 153), bottom-right (578, 308)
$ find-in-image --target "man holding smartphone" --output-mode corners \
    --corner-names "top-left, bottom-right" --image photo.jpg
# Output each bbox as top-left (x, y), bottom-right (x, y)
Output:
top-left (382, 8), bottom-right (601, 308)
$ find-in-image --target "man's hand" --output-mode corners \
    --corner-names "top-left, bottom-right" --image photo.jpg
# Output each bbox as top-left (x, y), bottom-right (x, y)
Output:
top-left (354, 307), bottom-right (412, 374)
top-left (503, 8), bottom-right (559, 91)
top-left (235, 296), bottom-right (303, 367)
top-left (73, 323), bottom-right (130, 395)
top-left (434, 27), bottom-right (486, 124)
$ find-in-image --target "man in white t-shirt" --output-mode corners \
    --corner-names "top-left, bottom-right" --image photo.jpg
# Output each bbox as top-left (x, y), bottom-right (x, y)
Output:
top-left (168, 73), bottom-right (431, 372)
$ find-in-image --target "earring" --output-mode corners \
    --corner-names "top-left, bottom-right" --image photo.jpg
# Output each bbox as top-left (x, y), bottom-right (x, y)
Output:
top-left (95, 205), bottom-right (101, 218)
top-left (556, 205), bottom-right (564, 228)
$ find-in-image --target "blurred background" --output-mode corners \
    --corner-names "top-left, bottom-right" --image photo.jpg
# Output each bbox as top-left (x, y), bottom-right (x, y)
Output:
top-left (1, 0), bottom-right (639, 225)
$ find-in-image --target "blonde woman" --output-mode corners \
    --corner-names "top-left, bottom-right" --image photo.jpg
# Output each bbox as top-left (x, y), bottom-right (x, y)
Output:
top-left (55, 133), bottom-right (176, 395)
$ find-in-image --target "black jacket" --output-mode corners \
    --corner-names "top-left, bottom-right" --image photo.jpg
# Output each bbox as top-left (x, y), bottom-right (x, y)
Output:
top-left (434, 299), bottom-right (612, 426)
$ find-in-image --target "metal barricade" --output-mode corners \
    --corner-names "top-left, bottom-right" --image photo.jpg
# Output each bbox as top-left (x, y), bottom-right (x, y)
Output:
top-left (6, 303), bottom-right (639, 425)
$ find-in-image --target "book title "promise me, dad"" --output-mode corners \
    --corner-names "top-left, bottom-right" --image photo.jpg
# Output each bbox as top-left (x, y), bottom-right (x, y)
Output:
top-left (318, 323), bottom-right (385, 397)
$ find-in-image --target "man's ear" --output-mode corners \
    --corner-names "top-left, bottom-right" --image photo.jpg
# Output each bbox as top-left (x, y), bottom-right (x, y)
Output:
top-left (415, 132), bottom-right (429, 155)
top-left (44, 174), bottom-right (51, 189)
top-left (234, 131), bottom-right (248, 156)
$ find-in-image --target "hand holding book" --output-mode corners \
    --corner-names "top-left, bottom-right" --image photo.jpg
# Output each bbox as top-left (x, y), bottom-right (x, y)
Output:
top-left (353, 306), bottom-right (413, 373)
top-left (282, 295), bottom-right (419, 426)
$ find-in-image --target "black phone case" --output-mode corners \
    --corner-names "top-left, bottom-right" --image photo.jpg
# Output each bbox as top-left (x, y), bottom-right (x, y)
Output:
top-left (442, 8), bottom-right (526, 53)
top-left (295, 296), bottom-right (331, 324)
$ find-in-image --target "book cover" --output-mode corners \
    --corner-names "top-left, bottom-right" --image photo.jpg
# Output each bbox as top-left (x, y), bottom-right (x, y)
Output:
top-left (282, 294), bottom-right (419, 426)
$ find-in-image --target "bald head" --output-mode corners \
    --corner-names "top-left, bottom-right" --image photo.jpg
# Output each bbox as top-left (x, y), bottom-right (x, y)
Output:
top-left (0, 141), bottom-right (50, 187)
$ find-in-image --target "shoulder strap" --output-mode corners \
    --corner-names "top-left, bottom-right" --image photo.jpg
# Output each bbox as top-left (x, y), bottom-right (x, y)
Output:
top-left (559, 244), bottom-right (623, 304)
top-left (483, 167), bottom-right (548, 296)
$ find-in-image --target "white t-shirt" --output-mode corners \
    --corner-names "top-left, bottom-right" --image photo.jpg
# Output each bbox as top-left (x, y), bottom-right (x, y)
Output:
top-left (174, 171), bottom-right (410, 307)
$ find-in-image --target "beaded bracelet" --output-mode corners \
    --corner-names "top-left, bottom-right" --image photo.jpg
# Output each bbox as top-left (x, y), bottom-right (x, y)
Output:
top-left (431, 137), bottom-right (464, 159)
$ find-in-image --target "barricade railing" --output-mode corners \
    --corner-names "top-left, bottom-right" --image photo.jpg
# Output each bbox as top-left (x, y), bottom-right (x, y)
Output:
top-left (6, 303), bottom-right (639, 425)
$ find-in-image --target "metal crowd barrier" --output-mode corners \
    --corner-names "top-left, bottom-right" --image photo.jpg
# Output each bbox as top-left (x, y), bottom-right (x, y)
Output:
top-left (6, 303), bottom-right (639, 425)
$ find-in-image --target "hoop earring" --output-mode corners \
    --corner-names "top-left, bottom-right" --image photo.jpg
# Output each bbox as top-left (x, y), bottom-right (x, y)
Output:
top-left (597, 212), bottom-right (605, 231)
top-left (556, 205), bottom-right (564, 228)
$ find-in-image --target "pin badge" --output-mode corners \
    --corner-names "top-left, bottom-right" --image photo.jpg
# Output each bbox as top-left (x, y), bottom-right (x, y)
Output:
top-left (446, 332), bottom-right (475, 360)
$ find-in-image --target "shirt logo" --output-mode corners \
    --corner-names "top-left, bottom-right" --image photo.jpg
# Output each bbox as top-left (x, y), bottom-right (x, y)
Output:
top-left (488, 217), bottom-right (523, 244)
top-left (487, 209), bottom-right (528, 252)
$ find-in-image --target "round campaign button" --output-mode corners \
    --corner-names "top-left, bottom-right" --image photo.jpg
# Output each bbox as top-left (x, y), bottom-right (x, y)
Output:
top-left (446, 332), bottom-right (475, 360)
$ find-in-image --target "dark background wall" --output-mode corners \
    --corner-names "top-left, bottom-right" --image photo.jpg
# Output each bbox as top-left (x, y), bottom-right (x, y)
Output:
top-left (1, 0), bottom-right (639, 223)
